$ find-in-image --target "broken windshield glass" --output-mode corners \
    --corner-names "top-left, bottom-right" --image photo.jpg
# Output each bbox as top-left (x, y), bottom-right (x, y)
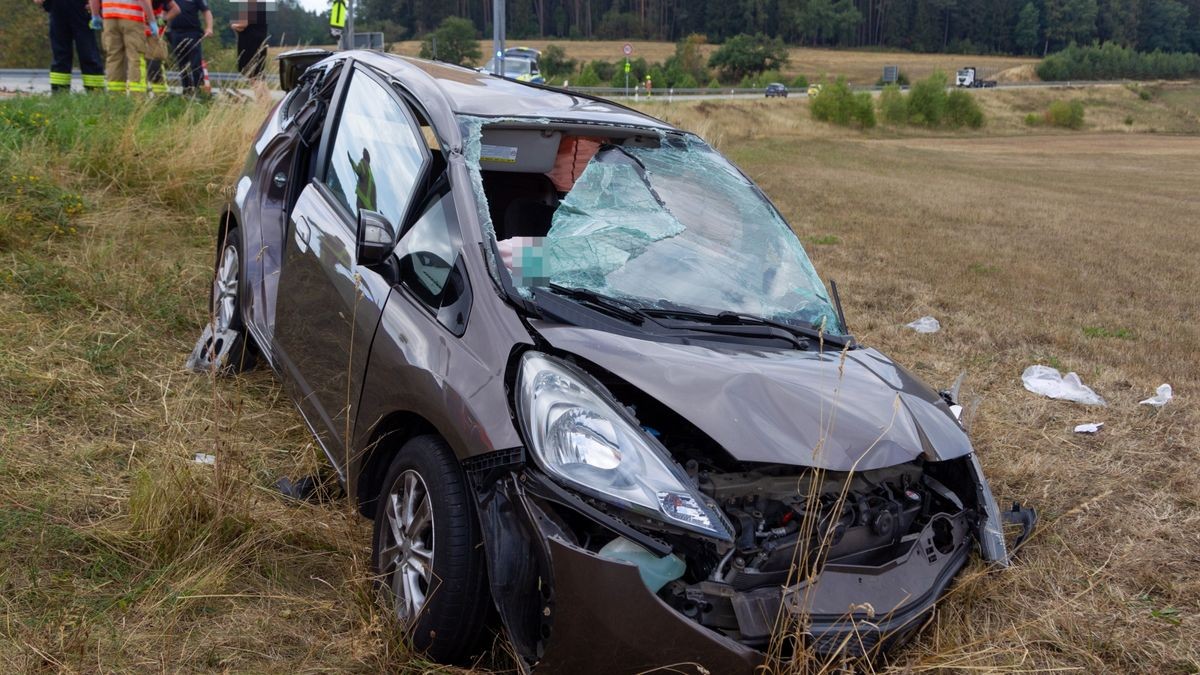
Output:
top-left (460, 116), bottom-right (843, 334)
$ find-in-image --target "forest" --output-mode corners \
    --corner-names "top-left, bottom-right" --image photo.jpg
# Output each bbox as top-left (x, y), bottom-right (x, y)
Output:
top-left (359, 0), bottom-right (1200, 55)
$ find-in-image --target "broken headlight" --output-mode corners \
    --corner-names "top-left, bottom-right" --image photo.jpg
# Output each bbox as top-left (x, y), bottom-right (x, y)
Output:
top-left (516, 352), bottom-right (731, 540)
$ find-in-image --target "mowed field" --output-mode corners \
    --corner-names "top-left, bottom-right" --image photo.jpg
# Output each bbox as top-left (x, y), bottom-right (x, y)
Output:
top-left (0, 84), bottom-right (1197, 672)
top-left (389, 39), bottom-right (1038, 83)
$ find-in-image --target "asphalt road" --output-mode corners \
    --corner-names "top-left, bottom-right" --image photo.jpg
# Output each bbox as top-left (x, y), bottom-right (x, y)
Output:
top-left (0, 68), bottom-right (1116, 100)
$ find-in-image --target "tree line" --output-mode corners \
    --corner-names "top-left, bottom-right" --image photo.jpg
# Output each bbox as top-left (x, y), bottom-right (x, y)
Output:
top-left (360, 0), bottom-right (1200, 55)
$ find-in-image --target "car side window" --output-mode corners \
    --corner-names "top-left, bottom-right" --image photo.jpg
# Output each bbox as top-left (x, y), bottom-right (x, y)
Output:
top-left (395, 190), bottom-right (472, 335)
top-left (324, 69), bottom-right (427, 229)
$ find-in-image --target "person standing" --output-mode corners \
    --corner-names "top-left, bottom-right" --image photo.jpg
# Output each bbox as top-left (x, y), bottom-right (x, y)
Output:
top-left (230, 0), bottom-right (269, 79)
top-left (140, 0), bottom-right (178, 95)
top-left (167, 0), bottom-right (211, 96)
top-left (34, 0), bottom-right (105, 93)
top-left (89, 0), bottom-right (157, 93)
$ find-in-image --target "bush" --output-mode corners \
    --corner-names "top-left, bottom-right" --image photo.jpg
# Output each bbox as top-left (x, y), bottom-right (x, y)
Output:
top-left (708, 33), bottom-right (789, 82)
top-left (707, 78), bottom-right (722, 89)
top-left (539, 44), bottom-right (577, 79)
top-left (944, 89), bottom-right (985, 128)
top-left (878, 83), bottom-right (908, 125)
top-left (810, 78), bottom-right (875, 129)
top-left (418, 17), bottom-right (480, 67)
top-left (1046, 100), bottom-right (1085, 129)
top-left (1025, 112), bottom-right (1041, 126)
top-left (876, 70), bottom-right (911, 86)
top-left (1037, 42), bottom-right (1200, 81)
top-left (575, 64), bottom-right (602, 87)
top-left (791, 74), bottom-right (809, 89)
top-left (907, 71), bottom-right (949, 126)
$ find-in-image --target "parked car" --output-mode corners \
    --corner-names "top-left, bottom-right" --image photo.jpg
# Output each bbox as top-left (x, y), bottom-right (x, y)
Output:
top-left (189, 48), bottom-right (1034, 673)
top-left (807, 82), bottom-right (823, 97)
top-left (764, 82), bottom-right (788, 97)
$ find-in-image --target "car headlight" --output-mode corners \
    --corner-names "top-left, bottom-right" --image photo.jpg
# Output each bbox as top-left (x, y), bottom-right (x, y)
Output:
top-left (516, 352), bottom-right (731, 540)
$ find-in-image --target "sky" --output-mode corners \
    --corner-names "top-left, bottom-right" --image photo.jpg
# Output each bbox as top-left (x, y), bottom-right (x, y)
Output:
top-left (295, 0), bottom-right (327, 14)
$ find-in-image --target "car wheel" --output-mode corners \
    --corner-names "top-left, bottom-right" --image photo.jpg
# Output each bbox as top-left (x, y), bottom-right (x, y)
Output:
top-left (208, 229), bottom-right (258, 371)
top-left (372, 435), bottom-right (489, 663)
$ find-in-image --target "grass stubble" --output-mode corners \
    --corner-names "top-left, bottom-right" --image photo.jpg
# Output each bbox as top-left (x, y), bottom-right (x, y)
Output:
top-left (0, 84), bottom-right (1197, 673)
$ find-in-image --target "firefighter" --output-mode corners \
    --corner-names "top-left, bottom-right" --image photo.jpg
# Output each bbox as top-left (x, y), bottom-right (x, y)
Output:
top-left (89, 0), bottom-right (157, 93)
top-left (139, 0), bottom-right (179, 95)
top-left (33, 0), bottom-right (105, 93)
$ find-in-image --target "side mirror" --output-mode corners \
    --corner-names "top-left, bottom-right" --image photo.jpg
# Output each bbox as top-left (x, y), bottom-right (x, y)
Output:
top-left (356, 209), bottom-right (396, 267)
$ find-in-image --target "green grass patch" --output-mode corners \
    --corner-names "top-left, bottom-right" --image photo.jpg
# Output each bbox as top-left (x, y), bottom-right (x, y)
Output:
top-left (1083, 325), bottom-right (1135, 340)
top-left (807, 234), bottom-right (841, 245)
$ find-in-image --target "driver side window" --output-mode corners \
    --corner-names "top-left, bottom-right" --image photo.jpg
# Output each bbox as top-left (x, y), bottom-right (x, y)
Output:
top-left (324, 69), bottom-right (427, 229)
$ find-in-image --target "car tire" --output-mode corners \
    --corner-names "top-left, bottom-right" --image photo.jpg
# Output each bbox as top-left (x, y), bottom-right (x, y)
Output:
top-left (209, 228), bottom-right (258, 372)
top-left (371, 435), bottom-right (489, 663)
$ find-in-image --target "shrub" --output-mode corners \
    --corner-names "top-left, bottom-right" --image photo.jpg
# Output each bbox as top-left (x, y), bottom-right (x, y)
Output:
top-left (708, 33), bottom-right (789, 82)
top-left (1037, 42), bottom-right (1200, 81)
top-left (707, 78), bottom-right (721, 89)
top-left (1025, 112), bottom-right (1041, 126)
top-left (539, 44), bottom-right (577, 79)
top-left (944, 89), bottom-right (985, 128)
top-left (1046, 100), bottom-right (1085, 129)
top-left (575, 64), bottom-right (602, 87)
top-left (791, 74), bottom-right (809, 89)
top-left (418, 17), bottom-right (480, 67)
top-left (907, 71), bottom-right (949, 126)
top-left (878, 83), bottom-right (908, 125)
top-left (810, 78), bottom-right (875, 129)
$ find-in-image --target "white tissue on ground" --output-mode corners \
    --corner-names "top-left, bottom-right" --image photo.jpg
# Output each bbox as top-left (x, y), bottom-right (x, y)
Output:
top-left (193, 453), bottom-right (216, 465)
top-left (1021, 365), bottom-right (1106, 406)
top-left (905, 316), bottom-right (941, 333)
top-left (1139, 383), bottom-right (1173, 407)
top-left (1074, 422), bottom-right (1103, 433)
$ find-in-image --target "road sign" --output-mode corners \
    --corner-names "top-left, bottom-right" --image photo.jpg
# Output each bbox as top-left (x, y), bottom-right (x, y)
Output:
top-left (623, 43), bottom-right (633, 56)
top-left (624, 61), bottom-right (630, 73)
top-left (883, 65), bottom-right (899, 84)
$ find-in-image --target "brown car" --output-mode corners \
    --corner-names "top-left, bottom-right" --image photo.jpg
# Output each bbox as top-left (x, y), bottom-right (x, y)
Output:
top-left (188, 49), bottom-right (1034, 672)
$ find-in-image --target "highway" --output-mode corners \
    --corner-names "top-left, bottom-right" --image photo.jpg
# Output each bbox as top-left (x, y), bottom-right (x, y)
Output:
top-left (0, 67), bottom-right (1117, 100)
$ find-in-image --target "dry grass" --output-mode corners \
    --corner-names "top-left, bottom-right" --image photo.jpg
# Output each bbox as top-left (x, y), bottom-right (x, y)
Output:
top-left (388, 39), bottom-right (1037, 84)
top-left (641, 89), bottom-right (1200, 672)
top-left (1, 85), bottom-right (1197, 672)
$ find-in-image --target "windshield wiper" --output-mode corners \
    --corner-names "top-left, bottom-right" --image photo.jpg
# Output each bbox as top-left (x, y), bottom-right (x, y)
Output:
top-left (543, 284), bottom-right (649, 326)
top-left (639, 308), bottom-right (810, 350)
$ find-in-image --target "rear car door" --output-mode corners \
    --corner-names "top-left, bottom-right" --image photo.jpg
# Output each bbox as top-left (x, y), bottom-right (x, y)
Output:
top-left (273, 64), bottom-right (431, 463)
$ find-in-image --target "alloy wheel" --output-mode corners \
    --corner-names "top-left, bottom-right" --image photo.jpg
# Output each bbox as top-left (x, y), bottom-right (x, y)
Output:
top-left (381, 469), bottom-right (436, 622)
top-left (212, 244), bottom-right (239, 332)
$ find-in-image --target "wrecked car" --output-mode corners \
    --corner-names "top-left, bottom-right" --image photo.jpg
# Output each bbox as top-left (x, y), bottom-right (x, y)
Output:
top-left (188, 49), bottom-right (1034, 672)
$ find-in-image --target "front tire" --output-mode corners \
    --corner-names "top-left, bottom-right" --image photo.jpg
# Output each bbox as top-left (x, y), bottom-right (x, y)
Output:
top-left (371, 435), bottom-right (489, 663)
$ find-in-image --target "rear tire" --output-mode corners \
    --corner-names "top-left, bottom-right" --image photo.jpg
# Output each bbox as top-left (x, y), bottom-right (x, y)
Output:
top-left (371, 435), bottom-right (489, 664)
top-left (209, 228), bottom-right (258, 372)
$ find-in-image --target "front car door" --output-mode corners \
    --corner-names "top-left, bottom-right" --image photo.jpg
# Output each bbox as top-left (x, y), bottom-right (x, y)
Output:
top-left (273, 63), bottom-right (432, 468)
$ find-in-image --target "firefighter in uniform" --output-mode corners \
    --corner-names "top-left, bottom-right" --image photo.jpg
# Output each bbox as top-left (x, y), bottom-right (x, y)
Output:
top-left (33, 0), bottom-right (105, 92)
top-left (89, 0), bottom-right (157, 93)
top-left (139, 0), bottom-right (179, 95)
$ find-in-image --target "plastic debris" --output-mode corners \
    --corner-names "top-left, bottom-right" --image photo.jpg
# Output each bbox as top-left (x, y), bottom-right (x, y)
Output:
top-left (1073, 422), bottom-right (1103, 434)
top-left (905, 316), bottom-right (941, 333)
top-left (1139, 383), bottom-right (1173, 407)
top-left (1021, 365), bottom-right (1106, 406)
top-left (193, 453), bottom-right (216, 465)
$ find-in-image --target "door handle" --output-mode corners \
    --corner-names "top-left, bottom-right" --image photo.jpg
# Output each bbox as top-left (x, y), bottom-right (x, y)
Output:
top-left (294, 216), bottom-right (312, 244)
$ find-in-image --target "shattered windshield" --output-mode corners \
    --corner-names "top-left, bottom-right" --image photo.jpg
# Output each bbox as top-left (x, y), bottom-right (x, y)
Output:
top-left (462, 119), bottom-right (843, 335)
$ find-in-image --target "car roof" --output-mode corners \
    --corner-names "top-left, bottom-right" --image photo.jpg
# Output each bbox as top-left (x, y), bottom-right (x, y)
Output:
top-left (349, 50), bottom-right (675, 131)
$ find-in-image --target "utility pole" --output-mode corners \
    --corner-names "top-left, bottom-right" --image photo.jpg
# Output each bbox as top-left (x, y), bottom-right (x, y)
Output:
top-left (492, 0), bottom-right (505, 76)
top-left (345, 0), bottom-right (355, 50)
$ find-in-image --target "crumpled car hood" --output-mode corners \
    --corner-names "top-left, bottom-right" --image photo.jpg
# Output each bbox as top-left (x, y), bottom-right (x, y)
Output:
top-left (530, 321), bottom-right (973, 471)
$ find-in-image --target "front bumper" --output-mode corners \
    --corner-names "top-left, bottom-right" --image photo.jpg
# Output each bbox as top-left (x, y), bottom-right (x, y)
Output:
top-left (468, 464), bottom-right (974, 673)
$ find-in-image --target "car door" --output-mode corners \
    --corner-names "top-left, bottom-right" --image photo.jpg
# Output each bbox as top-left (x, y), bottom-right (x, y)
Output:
top-left (273, 63), bottom-right (432, 463)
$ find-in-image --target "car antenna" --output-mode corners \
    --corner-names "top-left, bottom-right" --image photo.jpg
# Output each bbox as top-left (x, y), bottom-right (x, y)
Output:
top-left (830, 279), bottom-right (848, 334)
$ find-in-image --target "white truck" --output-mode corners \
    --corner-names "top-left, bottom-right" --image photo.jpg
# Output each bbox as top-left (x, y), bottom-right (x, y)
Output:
top-left (956, 67), bottom-right (997, 88)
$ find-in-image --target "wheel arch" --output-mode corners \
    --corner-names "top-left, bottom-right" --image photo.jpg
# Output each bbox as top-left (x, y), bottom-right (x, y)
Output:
top-left (355, 410), bottom-right (443, 519)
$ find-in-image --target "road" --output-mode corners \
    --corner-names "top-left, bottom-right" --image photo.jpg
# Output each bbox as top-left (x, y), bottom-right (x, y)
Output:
top-left (0, 68), bottom-right (1117, 100)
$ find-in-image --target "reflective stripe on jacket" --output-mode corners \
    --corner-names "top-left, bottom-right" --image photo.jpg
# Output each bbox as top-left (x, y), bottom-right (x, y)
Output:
top-left (102, 1), bottom-right (146, 22)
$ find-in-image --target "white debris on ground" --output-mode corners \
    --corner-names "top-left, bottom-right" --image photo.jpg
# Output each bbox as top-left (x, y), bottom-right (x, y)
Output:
top-left (1074, 422), bottom-right (1104, 434)
top-left (905, 316), bottom-right (941, 333)
top-left (1021, 365), bottom-right (1106, 406)
top-left (193, 453), bottom-right (216, 465)
top-left (1139, 383), bottom-right (1173, 407)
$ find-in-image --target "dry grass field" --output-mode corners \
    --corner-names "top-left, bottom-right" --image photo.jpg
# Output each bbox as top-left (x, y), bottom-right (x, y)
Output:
top-left (0, 83), bottom-right (1197, 673)
top-left (388, 39), bottom-right (1037, 83)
